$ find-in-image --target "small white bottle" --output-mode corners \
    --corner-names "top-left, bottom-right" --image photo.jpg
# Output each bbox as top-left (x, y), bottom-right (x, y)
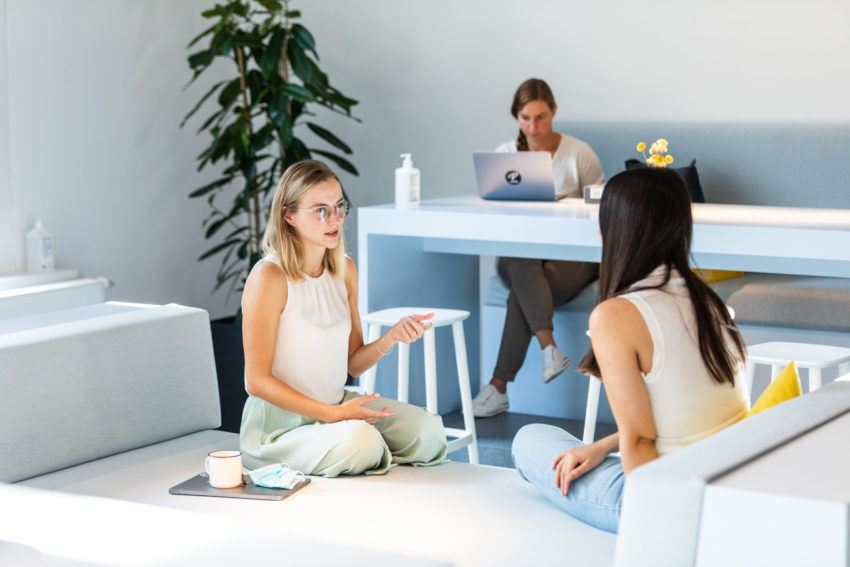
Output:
top-left (26, 217), bottom-right (55, 272)
top-left (395, 153), bottom-right (420, 206)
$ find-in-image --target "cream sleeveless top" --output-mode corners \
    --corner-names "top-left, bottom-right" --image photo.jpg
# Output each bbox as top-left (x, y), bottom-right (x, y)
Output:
top-left (620, 266), bottom-right (749, 456)
top-left (262, 257), bottom-right (351, 405)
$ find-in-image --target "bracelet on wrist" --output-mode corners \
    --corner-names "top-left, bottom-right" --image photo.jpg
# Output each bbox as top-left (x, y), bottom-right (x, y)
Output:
top-left (377, 336), bottom-right (394, 356)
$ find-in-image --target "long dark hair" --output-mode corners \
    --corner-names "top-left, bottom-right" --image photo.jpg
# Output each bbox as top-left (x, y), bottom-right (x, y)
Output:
top-left (510, 78), bottom-right (556, 152)
top-left (578, 167), bottom-right (745, 385)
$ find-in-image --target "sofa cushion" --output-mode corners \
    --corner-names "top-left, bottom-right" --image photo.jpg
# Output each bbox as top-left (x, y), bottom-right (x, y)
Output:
top-left (0, 303), bottom-right (220, 483)
top-left (724, 274), bottom-right (850, 333)
top-left (746, 361), bottom-right (801, 417)
top-left (484, 272), bottom-right (850, 334)
top-left (484, 274), bottom-right (599, 312)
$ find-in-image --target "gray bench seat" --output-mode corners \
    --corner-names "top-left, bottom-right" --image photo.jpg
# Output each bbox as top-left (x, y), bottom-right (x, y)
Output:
top-left (484, 272), bottom-right (850, 334)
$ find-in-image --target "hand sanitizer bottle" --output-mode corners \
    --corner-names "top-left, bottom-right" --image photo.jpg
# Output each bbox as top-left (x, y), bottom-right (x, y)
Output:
top-left (395, 153), bottom-right (420, 206)
top-left (26, 217), bottom-right (55, 272)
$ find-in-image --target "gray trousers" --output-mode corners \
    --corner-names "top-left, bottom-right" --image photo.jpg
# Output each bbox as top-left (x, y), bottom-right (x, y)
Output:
top-left (493, 257), bottom-right (598, 381)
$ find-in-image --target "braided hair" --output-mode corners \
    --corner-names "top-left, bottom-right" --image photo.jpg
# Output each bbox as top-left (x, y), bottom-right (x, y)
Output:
top-left (510, 78), bottom-right (556, 151)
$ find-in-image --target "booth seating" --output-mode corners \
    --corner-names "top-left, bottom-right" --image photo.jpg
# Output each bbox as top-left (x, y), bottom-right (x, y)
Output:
top-left (482, 271), bottom-right (850, 430)
top-left (2, 300), bottom-right (848, 566)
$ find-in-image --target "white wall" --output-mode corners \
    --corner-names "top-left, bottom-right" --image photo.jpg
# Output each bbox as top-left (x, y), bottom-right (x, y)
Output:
top-left (302, 0), bottom-right (850, 210)
top-left (2, 0), bottom-right (237, 317)
top-left (0, 1), bottom-right (14, 274)
top-left (1, 0), bottom-right (849, 318)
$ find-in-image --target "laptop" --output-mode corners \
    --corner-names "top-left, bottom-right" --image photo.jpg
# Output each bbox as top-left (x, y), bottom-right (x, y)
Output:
top-left (169, 473), bottom-right (311, 501)
top-left (473, 151), bottom-right (557, 201)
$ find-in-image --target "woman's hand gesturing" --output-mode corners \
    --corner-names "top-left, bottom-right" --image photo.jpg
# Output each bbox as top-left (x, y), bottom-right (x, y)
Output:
top-left (389, 312), bottom-right (435, 345)
top-left (334, 393), bottom-right (394, 425)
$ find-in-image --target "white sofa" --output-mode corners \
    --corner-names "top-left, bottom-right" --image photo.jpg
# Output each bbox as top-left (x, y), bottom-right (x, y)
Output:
top-left (2, 301), bottom-right (847, 566)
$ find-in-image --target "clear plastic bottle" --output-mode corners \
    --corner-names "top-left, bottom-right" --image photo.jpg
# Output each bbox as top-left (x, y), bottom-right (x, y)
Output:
top-left (395, 153), bottom-right (420, 205)
top-left (26, 217), bottom-right (55, 272)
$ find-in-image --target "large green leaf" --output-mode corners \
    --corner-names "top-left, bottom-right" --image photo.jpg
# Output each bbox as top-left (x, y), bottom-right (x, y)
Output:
top-left (205, 214), bottom-right (235, 239)
top-left (310, 149), bottom-right (359, 175)
top-left (189, 176), bottom-right (233, 198)
top-left (291, 23), bottom-right (317, 58)
top-left (180, 79), bottom-right (226, 127)
top-left (306, 122), bottom-right (352, 154)
top-left (287, 40), bottom-right (313, 83)
top-left (198, 238), bottom-right (240, 261)
top-left (256, 0), bottom-right (282, 11)
top-left (217, 78), bottom-right (243, 109)
top-left (187, 49), bottom-right (214, 70)
top-left (187, 22), bottom-right (218, 48)
top-left (259, 26), bottom-right (284, 78)
top-left (281, 83), bottom-right (314, 102)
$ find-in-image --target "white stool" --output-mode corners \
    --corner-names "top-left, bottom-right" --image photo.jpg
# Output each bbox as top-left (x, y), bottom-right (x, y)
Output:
top-left (746, 341), bottom-right (850, 395)
top-left (360, 307), bottom-right (479, 465)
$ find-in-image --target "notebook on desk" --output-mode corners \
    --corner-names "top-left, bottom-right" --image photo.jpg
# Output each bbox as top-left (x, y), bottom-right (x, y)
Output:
top-left (473, 151), bottom-right (558, 201)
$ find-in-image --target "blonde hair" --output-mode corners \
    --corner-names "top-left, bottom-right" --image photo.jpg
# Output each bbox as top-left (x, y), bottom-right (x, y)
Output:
top-left (262, 160), bottom-right (347, 281)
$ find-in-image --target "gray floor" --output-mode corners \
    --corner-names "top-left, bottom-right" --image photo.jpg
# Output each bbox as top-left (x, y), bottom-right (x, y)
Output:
top-left (443, 410), bottom-right (618, 468)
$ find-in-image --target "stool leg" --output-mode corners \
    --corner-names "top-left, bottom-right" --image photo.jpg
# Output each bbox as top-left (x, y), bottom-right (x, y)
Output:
top-left (423, 328), bottom-right (438, 414)
top-left (583, 377), bottom-right (601, 445)
top-left (452, 321), bottom-right (479, 465)
top-left (809, 367), bottom-right (822, 392)
top-left (397, 342), bottom-right (410, 403)
top-left (362, 324), bottom-right (381, 394)
top-left (744, 361), bottom-right (756, 402)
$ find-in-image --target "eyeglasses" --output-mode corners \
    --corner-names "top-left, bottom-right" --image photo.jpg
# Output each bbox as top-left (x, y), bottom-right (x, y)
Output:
top-left (290, 200), bottom-right (351, 223)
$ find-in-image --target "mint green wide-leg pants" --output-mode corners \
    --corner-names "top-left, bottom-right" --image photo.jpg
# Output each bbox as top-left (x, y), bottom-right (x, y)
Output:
top-left (240, 390), bottom-right (447, 477)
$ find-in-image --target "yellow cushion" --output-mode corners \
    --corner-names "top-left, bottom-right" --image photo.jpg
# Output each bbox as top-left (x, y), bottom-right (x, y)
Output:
top-left (693, 268), bottom-right (746, 283)
top-left (746, 361), bottom-right (802, 418)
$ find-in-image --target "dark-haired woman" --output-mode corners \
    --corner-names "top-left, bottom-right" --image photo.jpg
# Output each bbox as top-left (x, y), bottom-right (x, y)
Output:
top-left (511, 166), bottom-right (749, 533)
top-left (473, 78), bottom-right (604, 418)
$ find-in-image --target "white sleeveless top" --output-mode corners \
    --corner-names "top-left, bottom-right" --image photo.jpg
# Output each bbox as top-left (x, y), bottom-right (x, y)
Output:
top-left (262, 257), bottom-right (351, 405)
top-left (620, 266), bottom-right (749, 456)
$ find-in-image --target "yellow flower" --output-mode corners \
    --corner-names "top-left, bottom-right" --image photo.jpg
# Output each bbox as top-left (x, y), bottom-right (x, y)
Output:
top-left (636, 137), bottom-right (674, 168)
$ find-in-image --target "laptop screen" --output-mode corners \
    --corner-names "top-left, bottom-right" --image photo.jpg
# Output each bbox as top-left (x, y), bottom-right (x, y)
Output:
top-left (473, 152), bottom-right (557, 201)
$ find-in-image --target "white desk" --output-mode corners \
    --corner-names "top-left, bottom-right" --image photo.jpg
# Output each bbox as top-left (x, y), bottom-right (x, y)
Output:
top-left (356, 196), bottom-right (850, 410)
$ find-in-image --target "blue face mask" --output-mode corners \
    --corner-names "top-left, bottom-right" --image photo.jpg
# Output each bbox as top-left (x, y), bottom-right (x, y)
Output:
top-left (248, 463), bottom-right (305, 489)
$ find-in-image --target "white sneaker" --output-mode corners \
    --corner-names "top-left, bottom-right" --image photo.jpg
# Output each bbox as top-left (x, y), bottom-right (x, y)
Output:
top-left (472, 384), bottom-right (509, 417)
top-left (542, 344), bottom-right (570, 383)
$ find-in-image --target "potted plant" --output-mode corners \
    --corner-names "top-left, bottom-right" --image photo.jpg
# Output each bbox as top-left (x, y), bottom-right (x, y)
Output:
top-left (182, 0), bottom-right (360, 431)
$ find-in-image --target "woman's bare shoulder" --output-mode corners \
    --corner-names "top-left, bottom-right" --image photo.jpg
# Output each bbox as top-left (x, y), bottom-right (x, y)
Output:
top-left (244, 259), bottom-right (287, 306)
top-left (589, 297), bottom-right (643, 338)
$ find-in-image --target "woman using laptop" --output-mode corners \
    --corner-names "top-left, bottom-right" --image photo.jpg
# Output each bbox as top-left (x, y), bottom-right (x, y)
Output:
top-left (473, 78), bottom-right (605, 418)
top-left (511, 167), bottom-right (749, 532)
top-left (239, 160), bottom-right (447, 476)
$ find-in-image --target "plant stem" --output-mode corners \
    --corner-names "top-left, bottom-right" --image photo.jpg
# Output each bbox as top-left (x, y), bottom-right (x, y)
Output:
top-left (235, 43), bottom-right (262, 260)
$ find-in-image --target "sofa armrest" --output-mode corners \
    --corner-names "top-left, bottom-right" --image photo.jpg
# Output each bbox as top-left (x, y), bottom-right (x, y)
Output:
top-left (615, 377), bottom-right (850, 567)
top-left (0, 302), bottom-right (221, 482)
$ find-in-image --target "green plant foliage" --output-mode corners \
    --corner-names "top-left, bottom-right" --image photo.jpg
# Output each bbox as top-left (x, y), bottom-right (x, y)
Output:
top-left (182, 0), bottom-right (359, 299)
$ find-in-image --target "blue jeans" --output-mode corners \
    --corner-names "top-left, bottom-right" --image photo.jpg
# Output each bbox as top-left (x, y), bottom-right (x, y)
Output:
top-left (511, 424), bottom-right (624, 533)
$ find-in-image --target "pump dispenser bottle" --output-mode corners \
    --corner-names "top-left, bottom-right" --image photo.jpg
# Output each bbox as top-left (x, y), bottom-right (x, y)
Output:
top-left (395, 153), bottom-right (420, 206)
top-left (26, 217), bottom-right (55, 272)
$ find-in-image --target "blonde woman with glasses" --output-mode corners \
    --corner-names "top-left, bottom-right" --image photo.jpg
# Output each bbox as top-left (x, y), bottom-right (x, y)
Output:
top-left (239, 160), bottom-right (447, 477)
